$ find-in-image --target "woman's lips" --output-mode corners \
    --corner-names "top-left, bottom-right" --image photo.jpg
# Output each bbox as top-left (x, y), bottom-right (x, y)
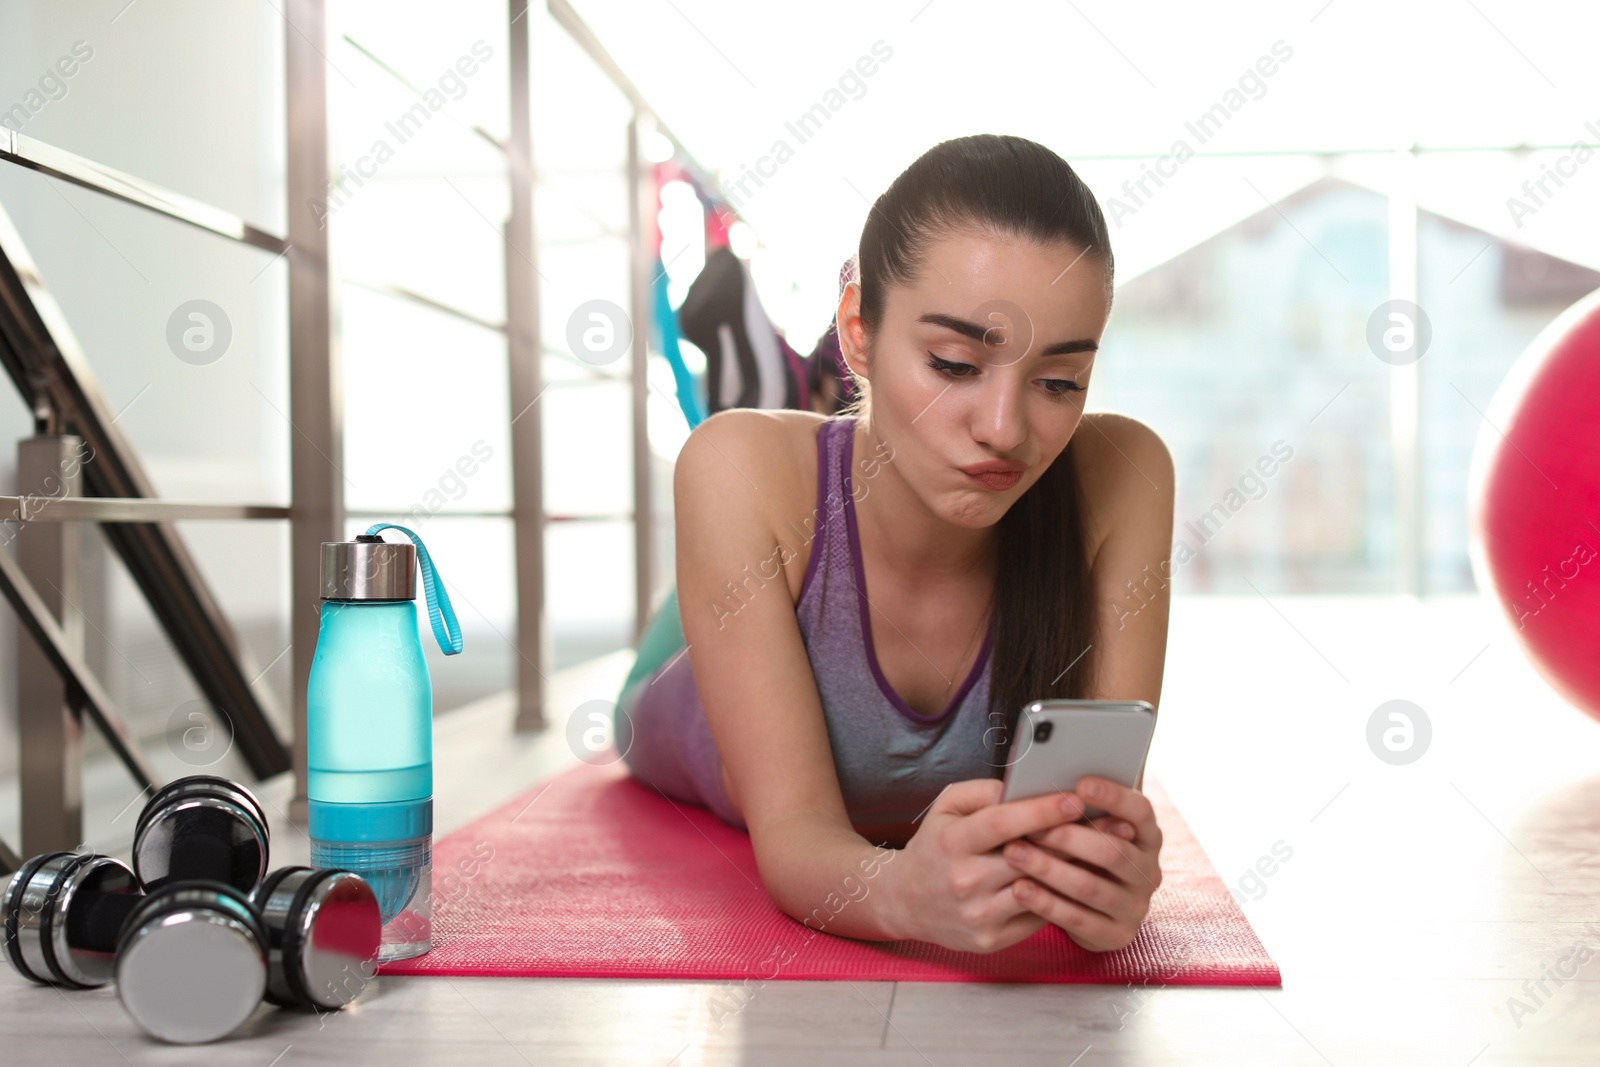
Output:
top-left (964, 469), bottom-right (1022, 491)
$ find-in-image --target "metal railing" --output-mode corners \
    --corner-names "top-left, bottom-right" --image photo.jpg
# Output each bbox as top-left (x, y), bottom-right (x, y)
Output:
top-left (0, 134), bottom-right (303, 864)
top-left (0, 0), bottom-right (723, 871)
top-left (0, 3), bottom-right (338, 866)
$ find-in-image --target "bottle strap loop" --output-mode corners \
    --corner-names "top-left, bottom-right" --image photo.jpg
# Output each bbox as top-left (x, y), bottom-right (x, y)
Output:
top-left (363, 523), bottom-right (463, 656)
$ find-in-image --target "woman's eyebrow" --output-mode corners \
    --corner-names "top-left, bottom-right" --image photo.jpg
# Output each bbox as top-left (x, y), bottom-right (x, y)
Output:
top-left (916, 312), bottom-right (1097, 357)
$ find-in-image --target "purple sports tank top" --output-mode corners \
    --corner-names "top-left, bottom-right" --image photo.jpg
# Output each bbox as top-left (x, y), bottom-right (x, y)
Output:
top-left (792, 415), bottom-right (999, 824)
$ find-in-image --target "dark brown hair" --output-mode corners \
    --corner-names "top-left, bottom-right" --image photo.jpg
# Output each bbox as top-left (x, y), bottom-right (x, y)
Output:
top-left (842, 133), bottom-right (1111, 767)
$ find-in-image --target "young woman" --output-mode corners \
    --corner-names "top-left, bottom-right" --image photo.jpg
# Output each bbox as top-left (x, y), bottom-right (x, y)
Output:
top-left (614, 134), bottom-right (1175, 955)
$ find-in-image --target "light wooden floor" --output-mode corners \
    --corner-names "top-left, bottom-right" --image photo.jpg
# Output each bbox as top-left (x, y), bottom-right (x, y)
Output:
top-left (4, 593), bottom-right (1599, 1064)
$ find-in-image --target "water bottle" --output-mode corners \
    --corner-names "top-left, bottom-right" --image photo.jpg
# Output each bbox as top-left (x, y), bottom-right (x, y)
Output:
top-left (307, 523), bottom-right (462, 962)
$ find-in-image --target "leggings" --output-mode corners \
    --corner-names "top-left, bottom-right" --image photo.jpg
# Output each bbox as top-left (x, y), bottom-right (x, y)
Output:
top-left (612, 586), bottom-right (747, 829)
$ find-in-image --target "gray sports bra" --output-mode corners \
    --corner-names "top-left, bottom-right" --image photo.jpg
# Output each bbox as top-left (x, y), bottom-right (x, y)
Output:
top-left (792, 415), bottom-right (999, 825)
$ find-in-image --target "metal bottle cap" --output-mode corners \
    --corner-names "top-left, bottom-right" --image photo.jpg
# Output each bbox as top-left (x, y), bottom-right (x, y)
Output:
top-left (115, 881), bottom-right (267, 1045)
top-left (2, 852), bottom-right (140, 987)
top-left (250, 867), bottom-right (381, 1011)
top-left (133, 776), bottom-right (270, 894)
top-left (320, 536), bottom-right (416, 601)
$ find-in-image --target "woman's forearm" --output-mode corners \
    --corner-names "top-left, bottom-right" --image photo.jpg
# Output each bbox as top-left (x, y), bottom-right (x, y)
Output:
top-left (748, 811), bottom-right (913, 943)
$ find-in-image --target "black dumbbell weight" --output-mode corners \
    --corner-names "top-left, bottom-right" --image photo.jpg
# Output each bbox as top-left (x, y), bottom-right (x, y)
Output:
top-left (250, 866), bottom-right (382, 1011)
top-left (113, 879), bottom-right (271, 1044)
top-left (3, 851), bottom-right (143, 988)
top-left (133, 774), bottom-right (270, 894)
top-left (112, 868), bottom-right (381, 1044)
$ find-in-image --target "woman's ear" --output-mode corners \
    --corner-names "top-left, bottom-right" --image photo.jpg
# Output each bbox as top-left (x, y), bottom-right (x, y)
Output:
top-left (836, 281), bottom-right (870, 383)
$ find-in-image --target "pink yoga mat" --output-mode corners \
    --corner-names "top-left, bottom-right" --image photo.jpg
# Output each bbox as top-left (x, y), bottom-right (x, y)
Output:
top-left (380, 762), bottom-right (1280, 985)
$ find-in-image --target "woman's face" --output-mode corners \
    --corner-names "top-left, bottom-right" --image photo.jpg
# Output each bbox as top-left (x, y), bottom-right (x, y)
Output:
top-left (838, 226), bottom-right (1111, 527)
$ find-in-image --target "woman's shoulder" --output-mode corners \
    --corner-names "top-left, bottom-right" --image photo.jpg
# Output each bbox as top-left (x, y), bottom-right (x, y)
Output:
top-left (674, 408), bottom-right (833, 605)
top-left (1073, 412), bottom-right (1172, 471)
top-left (1069, 412), bottom-right (1176, 563)
top-left (675, 408), bottom-right (831, 519)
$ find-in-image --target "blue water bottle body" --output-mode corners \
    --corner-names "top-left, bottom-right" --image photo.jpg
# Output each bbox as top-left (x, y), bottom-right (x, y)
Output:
top-left (307, 599), bottom-right (433, 962)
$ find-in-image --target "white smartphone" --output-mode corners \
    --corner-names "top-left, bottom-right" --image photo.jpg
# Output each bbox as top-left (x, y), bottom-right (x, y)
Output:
top-left (998, 699), bottom-right (1157, 820)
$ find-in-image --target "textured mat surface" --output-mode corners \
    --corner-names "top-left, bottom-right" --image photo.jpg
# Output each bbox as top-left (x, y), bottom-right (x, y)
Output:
top-left (379, 762), bottom-right (1281, 985)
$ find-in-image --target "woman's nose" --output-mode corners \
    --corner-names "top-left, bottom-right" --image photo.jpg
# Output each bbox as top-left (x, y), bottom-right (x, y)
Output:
top-left (970, 376), bottom-right (1029, 453)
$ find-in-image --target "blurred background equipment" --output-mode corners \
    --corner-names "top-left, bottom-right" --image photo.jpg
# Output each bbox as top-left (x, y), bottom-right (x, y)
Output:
top-left (1469, 286), bottom-right (1600, 720)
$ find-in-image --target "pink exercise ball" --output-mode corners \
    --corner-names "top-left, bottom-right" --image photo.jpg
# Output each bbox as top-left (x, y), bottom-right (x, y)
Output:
top-left (1468, 285), bottom-right (1600, 720)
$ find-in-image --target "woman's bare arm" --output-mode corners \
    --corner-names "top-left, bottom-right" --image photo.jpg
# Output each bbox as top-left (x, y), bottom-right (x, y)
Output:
top-left (1078, 411), bottom-right (1175, 743)
top-left (675, 410), bottom-right (912, 939)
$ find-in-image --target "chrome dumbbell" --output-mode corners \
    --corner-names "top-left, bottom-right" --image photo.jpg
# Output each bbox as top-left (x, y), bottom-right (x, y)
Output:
top-left (113, 880), bottom-right (270, 1044)
top-left (250, 866), bottom-right (383, 1012)
top-left (2, 851), bottom-right (142, 988)
top-left (2, 773), bottom-right (268, 988)
top-left (132, 775), bottom-right (271, 894)
top-left (112, 868), bottom-right (381, 1044)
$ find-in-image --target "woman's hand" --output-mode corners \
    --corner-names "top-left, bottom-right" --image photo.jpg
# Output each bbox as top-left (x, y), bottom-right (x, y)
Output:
top-left (883, 778), bottom-right (1088, 953)
top-left (1002, 775), bottom-right (1164, 952)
